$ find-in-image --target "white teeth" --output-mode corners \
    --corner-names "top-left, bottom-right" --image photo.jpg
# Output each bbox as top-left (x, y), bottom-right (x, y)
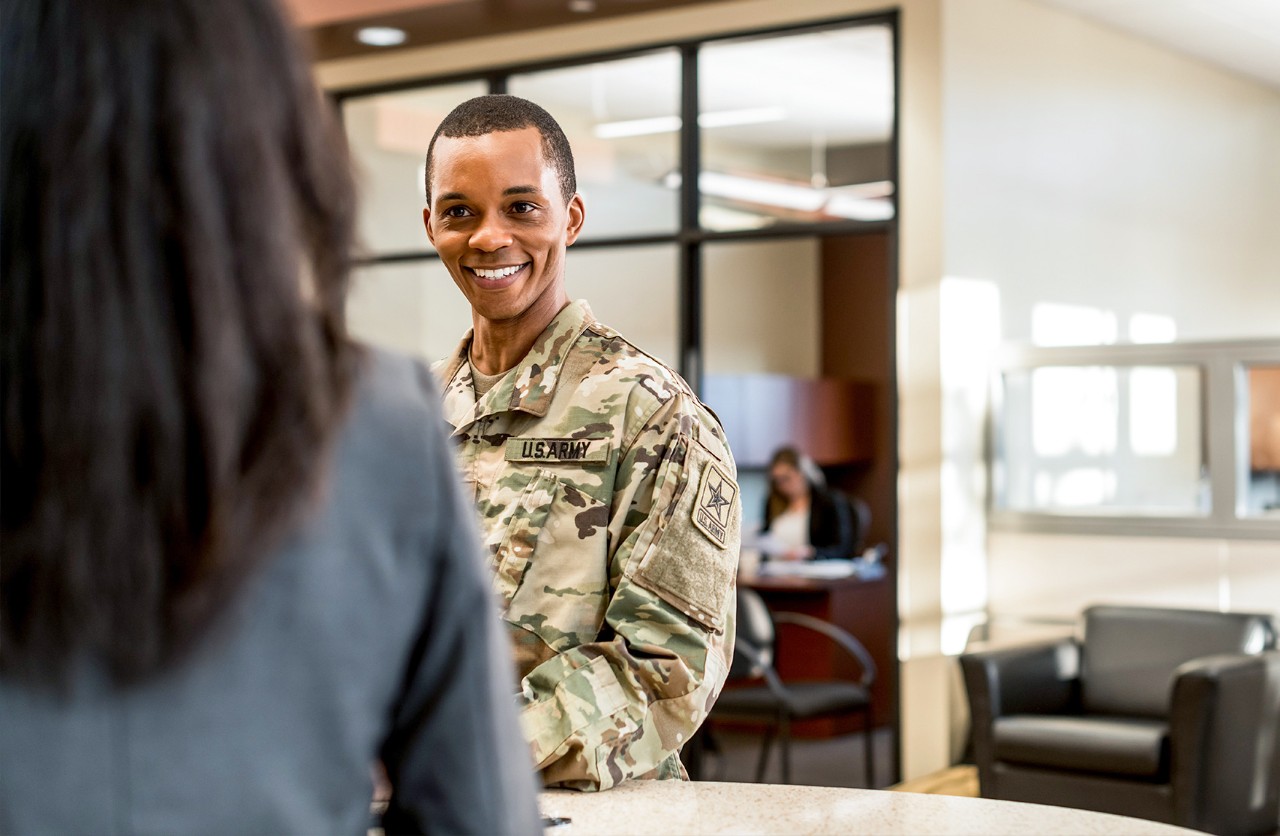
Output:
top-left (472, 265), bottom-right (524, 279)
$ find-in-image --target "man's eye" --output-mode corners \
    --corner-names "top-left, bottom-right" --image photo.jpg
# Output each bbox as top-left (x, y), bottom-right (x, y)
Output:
top-left (509, 201), bottom-right (537, 214)
top-left (442, 205), bottom-right (472, 218)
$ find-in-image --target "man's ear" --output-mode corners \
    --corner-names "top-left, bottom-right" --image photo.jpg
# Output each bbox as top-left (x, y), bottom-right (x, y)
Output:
top-left (422, 206), bottom-right (436, 246)
top-left (564, 193), bottom-right (585, 246)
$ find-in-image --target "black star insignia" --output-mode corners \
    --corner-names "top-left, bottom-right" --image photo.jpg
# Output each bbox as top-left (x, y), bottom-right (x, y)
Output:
top-left (704, 478), bottom-right (732, 522)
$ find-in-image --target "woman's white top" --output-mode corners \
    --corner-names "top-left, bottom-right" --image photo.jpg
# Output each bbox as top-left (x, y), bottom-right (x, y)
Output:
top-left (768, 507), bottom-right (809, 555)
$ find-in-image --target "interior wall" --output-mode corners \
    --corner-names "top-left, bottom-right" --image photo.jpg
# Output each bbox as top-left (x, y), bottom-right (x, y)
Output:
top-left (943, 0), bottom-right (1280, 346)
top-left (940, 0), bottom-right (1280, 640)
top-left (987, 532), bottom-right (1280, 618)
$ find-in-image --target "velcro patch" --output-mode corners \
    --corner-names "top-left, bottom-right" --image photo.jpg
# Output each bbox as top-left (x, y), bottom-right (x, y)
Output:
top-left (691, 461), bottom-right (736, 549)
top-left (504, 437), bottom-right (610, 464)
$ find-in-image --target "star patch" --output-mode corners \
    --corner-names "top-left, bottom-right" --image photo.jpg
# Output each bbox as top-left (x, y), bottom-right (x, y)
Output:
top-left (692, 461), bottom-right (736, 549)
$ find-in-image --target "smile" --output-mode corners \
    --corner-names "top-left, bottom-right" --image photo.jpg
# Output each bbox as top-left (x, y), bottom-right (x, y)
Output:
top-left (470, 264), bottom-right (528, 280)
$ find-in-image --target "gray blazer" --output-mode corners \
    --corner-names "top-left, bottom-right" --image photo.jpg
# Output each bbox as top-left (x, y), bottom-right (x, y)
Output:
top-left (0, 350), bottom-right (541, 835)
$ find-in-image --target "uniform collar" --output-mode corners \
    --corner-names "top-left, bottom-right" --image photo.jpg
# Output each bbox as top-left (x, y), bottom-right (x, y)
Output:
top-left (436, 299), bottom-right (596, 432)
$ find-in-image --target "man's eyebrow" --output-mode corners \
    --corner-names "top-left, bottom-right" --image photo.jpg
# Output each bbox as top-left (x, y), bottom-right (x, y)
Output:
top-left (435, 185), bottom-right (542, 204)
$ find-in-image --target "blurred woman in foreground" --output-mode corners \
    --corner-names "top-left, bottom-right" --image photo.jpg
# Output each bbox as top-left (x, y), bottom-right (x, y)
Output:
top-left (0, 1), bottom-right (538, 832)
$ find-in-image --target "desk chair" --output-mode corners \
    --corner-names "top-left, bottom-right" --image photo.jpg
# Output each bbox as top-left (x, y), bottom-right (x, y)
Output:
top-left (711, 587), bottom-right (877, 785)
top-left (960, 605), bottom-right (1280, 835)
top-left (847, 495), bottom-right (872, 555)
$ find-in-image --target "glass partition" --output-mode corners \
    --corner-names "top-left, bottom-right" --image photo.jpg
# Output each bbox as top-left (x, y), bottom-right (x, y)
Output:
top-left (346, 260), bottom-right (472, 363)
top-left (509, 51), bottom-right (681, 240)
top-left (564, 245), bottom-right (679, 367)
top-left (702, 237), bottom-right (822, 377)
top-left (698, 25), bottom-right (894, 231)
top-left (342, 81), bottom-right (489, 256)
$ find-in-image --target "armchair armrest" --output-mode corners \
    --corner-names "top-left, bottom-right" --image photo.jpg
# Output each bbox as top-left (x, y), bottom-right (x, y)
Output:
top-left (960, 639), bottom-right (1080, 798)
top-left (771, 611), bottom-right (876, 687)
top-left (960, 638), bottom-right (1081, 720)
top-left (1170, 650), bottom-right (1280, 835)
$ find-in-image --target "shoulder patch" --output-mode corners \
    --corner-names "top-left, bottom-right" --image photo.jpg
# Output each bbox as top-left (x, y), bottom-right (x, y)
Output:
top-left (691, 460), bottom-right (736, 549)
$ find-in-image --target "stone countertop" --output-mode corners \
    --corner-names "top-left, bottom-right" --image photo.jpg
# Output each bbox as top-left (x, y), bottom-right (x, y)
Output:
top-left (539, 781), bottom-right (1204, 835)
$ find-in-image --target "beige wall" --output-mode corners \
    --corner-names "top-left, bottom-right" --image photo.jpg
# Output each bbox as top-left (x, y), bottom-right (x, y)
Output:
top-left (942, 0), bottom-right (1280, 344)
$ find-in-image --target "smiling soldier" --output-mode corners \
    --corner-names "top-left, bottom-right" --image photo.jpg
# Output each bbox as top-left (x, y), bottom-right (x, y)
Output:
top-left (425, 95), bottom-right (740, 791)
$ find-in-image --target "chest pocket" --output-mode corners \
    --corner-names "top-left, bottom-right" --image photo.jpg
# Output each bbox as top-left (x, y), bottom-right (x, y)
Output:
top-left (488, 463), bottom-right (612, 674)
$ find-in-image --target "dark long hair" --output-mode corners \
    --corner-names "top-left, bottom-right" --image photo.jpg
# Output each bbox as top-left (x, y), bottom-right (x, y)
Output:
top-left (1, 0), bottom-right (359, 685)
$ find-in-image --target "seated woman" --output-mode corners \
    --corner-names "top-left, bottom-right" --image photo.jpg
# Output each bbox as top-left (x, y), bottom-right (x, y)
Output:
top-left (759, 447), bottom-right (857, 561)
top-left (0, 1), bottom-right (538, 833)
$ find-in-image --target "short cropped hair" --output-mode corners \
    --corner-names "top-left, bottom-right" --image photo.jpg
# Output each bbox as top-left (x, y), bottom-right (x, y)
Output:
top-left (424, 94), bottom-right (577, 205)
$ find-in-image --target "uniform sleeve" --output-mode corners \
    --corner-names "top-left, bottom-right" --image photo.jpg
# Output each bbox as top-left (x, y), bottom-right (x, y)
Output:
top-left (379, 415), bottom-right (542, 834)
top-left (516, 394), bottom-right (740, 790)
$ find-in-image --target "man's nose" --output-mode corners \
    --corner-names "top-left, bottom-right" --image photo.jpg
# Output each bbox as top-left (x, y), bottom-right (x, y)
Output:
top-left (469, 215), bottom-right (513, 252)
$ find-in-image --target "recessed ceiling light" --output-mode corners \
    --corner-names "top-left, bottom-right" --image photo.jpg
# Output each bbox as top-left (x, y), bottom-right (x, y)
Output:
top-left (568, 0), bottom-right (597, 12)
top-left (356, 26), bottom-right (407, 47)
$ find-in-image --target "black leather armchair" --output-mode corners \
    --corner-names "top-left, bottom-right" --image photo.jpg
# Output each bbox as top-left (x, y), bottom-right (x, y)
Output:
top-left (960, 605), bottom-right (1280, 835)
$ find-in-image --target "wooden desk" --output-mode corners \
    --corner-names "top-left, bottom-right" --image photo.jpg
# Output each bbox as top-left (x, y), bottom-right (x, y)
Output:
top-left (539, 781), bottom-right (1201, 835)
top-left (738, 570), bottom-right (895, 736)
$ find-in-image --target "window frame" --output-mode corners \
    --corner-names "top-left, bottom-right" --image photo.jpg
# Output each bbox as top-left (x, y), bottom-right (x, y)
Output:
top-left (989, 339), bottom-right (1280, 540)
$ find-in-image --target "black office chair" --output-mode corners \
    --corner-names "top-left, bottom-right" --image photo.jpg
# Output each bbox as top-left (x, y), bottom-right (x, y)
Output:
top-left (710, 587), bottom-right (877, 786)
top-left (846, 494), bottom-right (872, 555)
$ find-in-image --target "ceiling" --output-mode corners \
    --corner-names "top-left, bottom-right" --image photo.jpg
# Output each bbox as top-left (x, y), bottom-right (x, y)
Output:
top-left (286, 0), bottom-right (1280, 91)
top-left (290, 0), bottom-right (734, 62)
top-left (1031, 0), bottom-right (1280, 90)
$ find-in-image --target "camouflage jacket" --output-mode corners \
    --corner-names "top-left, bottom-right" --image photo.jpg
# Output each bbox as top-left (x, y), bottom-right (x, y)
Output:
top-left (432, 300), bottom-right (739, 791)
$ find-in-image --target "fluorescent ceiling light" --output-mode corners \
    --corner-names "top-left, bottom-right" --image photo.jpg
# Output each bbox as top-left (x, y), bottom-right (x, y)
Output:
top-left (697, 106), bottom-right (788, 129)
top-left (698, 171), bottom-right (826, 212)
top-left (825, 194), bottom-right (895, 221)
top-left (595, 116), bottom-right (682, 140)
top-left (593, 107), bottom-right (787, 139)
top-left (687, 172), bottom-right (895, 219)
top-left (356, 26), bottom-right (407, 47)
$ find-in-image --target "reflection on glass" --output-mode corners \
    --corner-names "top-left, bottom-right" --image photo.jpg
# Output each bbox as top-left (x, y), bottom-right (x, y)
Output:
top-left (342, 82), bottom-right (488, 256)
top-left (565, 245), bottom-right (679, 367)
top-left (698, 25), bottom-right (894, 231)
top-left (998, 365), bottom-right (1206, 515)
top-left (346, 260), bottom-right (472, 363)
top-left (1243, 364), bottom-right (1280, 518)
top-left (510, 51), bottom-right (680, 239)
top-left (703, 238), bottom-right (821, 377)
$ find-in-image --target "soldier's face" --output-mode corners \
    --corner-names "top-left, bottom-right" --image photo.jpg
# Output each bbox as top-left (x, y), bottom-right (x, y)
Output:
top-left (424, 127), bottom-right (585, 330)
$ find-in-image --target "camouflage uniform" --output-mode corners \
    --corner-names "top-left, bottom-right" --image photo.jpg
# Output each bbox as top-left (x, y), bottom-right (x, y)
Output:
top-left (432, 300), bottom-right (740, 791)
